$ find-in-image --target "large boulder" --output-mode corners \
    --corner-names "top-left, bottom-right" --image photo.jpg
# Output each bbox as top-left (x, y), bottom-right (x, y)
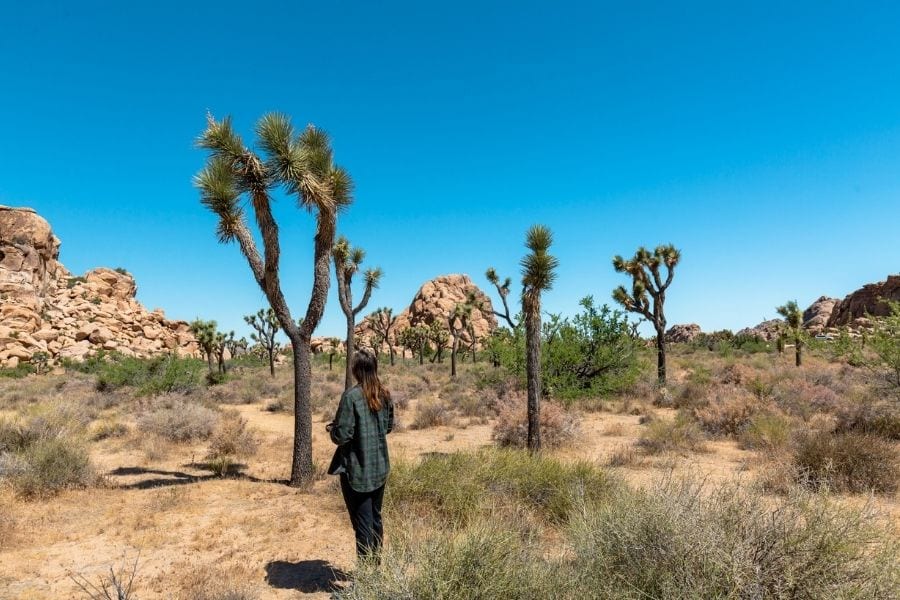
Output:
top-left (737, 319), bottom-right (782, 341)
top-left (802, 296), bottom-right (839, 334)
top-left (827, 275), bottom-right (900, 328)
top-left (665, 323), bottom-right (701, 343)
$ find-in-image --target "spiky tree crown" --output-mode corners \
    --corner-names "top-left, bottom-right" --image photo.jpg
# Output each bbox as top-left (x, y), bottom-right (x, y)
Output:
top-left (520, 225), bottom-right (558, 318)
top-left (612, 244), bottom-right (681, 320)
top-left (776, 300), bottom-right (803, 330)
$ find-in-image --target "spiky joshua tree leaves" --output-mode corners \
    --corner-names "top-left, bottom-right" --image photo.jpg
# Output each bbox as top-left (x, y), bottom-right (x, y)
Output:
top-left (189, 319), bottom-right (218, 373)
top-left (612, 244), bottom-right (681, 385)
top-left (245, 308), bottom-right (280, 377)
top-left (333, 237), bottom-right (382, 390)
top-left (521, 225), bottom-right (559, 452)
top-left (485, 268), bottom-right (518, 329)
top-left (776, 300), bottom-right (804, 367)
top-left (195, 112), bottom-right (351, 488)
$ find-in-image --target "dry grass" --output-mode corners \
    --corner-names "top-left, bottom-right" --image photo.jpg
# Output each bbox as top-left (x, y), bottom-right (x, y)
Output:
top-left (492, 393), bottom-right (580, 449)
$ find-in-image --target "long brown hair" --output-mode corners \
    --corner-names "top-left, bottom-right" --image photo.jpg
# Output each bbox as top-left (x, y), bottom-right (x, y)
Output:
top-left (351, 350), bottom-right (391, 412)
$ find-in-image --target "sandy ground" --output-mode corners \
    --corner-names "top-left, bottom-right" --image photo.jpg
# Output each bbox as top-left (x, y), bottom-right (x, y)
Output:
top-left (1, 392), bottom-right (896, 599)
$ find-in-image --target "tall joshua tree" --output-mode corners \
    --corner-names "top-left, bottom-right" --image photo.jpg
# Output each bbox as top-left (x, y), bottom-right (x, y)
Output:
top-left (485, 268), bottom-right (518, 329)
top-left (521, 225), bottom-right (558, 452)
top-left (196, 112), bottom-right (351, 488)
top-left (428, 321), bottom-right (450, 363)
top-left (612, 244), bottom-right (681, 385)
top-left (367, 307), bottom-right (396, 366)
top-left (448, 294), bottom-right (476, 378)
top-left (245, 308), bottom-right (280, 377)
top-left (333, 237), bottom-right (382, 390)
top-left (776, 300), bottom-right (804, 367)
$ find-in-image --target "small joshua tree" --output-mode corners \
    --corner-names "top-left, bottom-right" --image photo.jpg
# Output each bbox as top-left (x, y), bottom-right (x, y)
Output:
top-left (612, 244), bottom-right (681, 385)
top-left (776, 300), bottom-right (804, 367)
top-left (189, 319), bottom-right (218, 373)
top-left (521, 225), bottom-right (558, 452)
top-left (428, 321), bottom-right (450, 363)
top-left (367, 307), bottom-right (396, 366)
top-left (448, 295), bottom-right (476, 378)
top-left (224, 333), bottom-right (248, 360)
top-left (485, 268), bottom-right (518, 329)
top-left (245, 308), bottom-right (280, 377)
top-left (326, 337), bottom-right (341, 371)
top-left (399, 325), bottom-right (430, 365)
top-left (214, 331), bottom-right (231, 374)
top-left (333, 237), bottom-right (382, 390)
top-left (196, 112), bottom-right (350, 487)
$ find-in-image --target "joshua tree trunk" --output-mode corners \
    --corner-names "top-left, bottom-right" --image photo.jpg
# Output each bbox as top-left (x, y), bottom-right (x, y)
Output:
top-left (655, 326), bottom-right (666, 385)
top-left (419, 340), bottom-right (425, 365)
top-left (267, 347), bottom-right (275, 377)
top-left (328, 353), bottom-right (334, 370)
top-left (525, 304), bottom-right (542, 452)
top-left (450, 334), bottom-right (458, 377)
top-left (795, 336), bottom-right (802, 367)
top-left (288, 333), bottom-right (314, 486)
top-left (344, 320), bottom-right (355, 390)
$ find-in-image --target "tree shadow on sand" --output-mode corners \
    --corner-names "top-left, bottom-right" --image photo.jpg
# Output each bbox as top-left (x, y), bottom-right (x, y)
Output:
top-left (265, 560), bottom-right (350, 593)
top-left (107, 465), bottom-right (275, 490)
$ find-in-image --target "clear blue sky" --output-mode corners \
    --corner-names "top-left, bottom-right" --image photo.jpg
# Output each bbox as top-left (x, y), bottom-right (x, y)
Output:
top-left (2, 1), bottom-right (899, 340)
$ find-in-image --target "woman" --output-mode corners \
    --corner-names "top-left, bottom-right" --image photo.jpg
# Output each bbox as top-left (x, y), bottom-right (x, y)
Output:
top-left (327, 350), bottom-right (394, 559)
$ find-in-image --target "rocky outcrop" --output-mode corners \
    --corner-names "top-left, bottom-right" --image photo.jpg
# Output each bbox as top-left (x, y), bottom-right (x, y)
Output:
top-left (827, 275), bottom-right (900, 328)
top-left (0, 206), bottom-right (197, 367)
top-left (802, 296), bottom-right (839, 334)
top-left (737, 319), bottom-right (782, 341)
top-left (665, 323), bottom-right (701, 343)
top-left (356, 274), bottom-right (497, 348)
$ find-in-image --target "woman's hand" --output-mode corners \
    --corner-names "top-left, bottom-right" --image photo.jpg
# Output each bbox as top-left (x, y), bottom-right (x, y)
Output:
top-left (326, 422), bottom-right (335, 433)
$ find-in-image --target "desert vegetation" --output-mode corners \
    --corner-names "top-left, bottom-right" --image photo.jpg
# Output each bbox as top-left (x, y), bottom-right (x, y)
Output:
top-left (2, 298), bottom-right (899, 597)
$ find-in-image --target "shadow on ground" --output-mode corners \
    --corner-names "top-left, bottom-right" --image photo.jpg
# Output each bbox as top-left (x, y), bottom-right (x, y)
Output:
top-left (265, 559), bottom-right (350, 593)
top-left (107, 466), bottom-right (274, 490)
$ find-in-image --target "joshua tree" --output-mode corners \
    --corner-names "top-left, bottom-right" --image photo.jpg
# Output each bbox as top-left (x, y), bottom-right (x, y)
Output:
top-left (485, 268), bottom-right (518, 329)
top-left (398, 325), bottom-right (430, 365)
top-left (189, 319), bottom-right (218, 372)
top-left (196, 112), bottom-right (351, 488)
top-left (448, 299), bottom-right (475, 378)
top-left (367, 307), bottom-right (396, 366)
top-left (521, 225), bottom-right (558, 452)
top-left (245, 308), bottom-right (280, 377)
top-left (612, 244), bottom-right (681, 385)
top-left (428, 321), bottom-right (450, 363)
top-left (326, 337), bottom-right (342, 371)
top-left (776, 300), bottom-right (804, 367)
top-left (224, 333), bottom-right (248, 359)
top-left (333, 237), bottom-right (382, 390)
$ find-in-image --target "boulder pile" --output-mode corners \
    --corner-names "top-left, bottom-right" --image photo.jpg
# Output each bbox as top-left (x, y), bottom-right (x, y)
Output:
top-left (0, 206), bottom-right (197, 368)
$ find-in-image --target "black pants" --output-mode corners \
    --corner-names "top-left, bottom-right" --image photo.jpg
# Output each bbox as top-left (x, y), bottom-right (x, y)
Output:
top-left (340, 474), bottom-right (385, 558)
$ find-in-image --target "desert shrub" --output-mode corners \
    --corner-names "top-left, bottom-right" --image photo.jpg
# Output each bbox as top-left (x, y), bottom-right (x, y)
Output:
top-left (739, 412), bottom-right (793, 452)
top-left (90, 419), bottom-right (129, 441)
top-left (719, 362), bottom-right (754, 385)
top-left (205, 411), bottom-right (259, 475)
top-left (637, 412), bottom-right (706, 454)
top-left (0, 363), bottom-right (35, 379)
top-left (412, 399), bottom-right (455, 429)
top-left (94, 354), bottom-right (205, 396)
top-left (492, 394), bottom-right (580, 449)
top-left (692, 388), bottom-right (761, 437)
top-left (387, 449), bottom-right (614, 525)
top-left (773, 379), bottom-right (840, 419)
top-left (569, 478), bottom-right (899, 599)
top-left (6, 437), bottom-right (95, 498)
top-left (137, 398), bottom-right (218, 442)
top-left (606, 444), bottom-right (641, 467)
top-left (833, 399), bottom-right (900, 440)
top-left (791, 430), bottom-right (899, 494)
top-left (672, 380), bottom-right (710, 409)
top-left (340, 520), bottom-right (558, 600)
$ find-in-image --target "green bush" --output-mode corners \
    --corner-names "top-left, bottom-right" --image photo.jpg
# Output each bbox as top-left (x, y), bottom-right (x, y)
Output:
top-left (91, 354), bottom-right (205, 396)
top-left (638, 412), bottom-right (707, 454)
top-left (739, 412), bottom-right (793, 452)
top-left (0, 363), bottom-right (36, 379)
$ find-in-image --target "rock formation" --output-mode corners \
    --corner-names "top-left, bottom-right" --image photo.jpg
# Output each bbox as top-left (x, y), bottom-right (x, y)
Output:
top-left (664, 323), bottom-right (701, 343)
top-left (0, 206), bottom-right (197, 367)
top-left (827, 275), bottom-right (900, 328)
top-left (355, 274), bottom-right (497, 349)
top-left (802, 296), bottom-right (839, 334)
top-left (737, 319), bottom-right (782, 341)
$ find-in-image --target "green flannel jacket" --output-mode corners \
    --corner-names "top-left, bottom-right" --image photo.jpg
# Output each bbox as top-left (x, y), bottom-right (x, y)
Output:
top-left (328, 385), bottom-right (394, 492)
